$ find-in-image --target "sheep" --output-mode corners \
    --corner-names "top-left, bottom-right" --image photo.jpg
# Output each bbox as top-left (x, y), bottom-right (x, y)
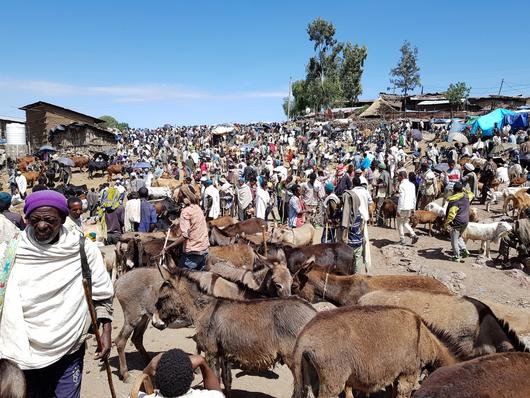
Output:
top-left (425, 201), bottom-right (447, 217)
top-left (426, 201), bottom-right (478, 222)
top-left (462, 221), bottom-right (512, 258)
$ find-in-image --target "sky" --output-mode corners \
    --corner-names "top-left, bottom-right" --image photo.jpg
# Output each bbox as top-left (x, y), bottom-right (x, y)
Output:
top-left (1, 0), bottom-right (530, 127)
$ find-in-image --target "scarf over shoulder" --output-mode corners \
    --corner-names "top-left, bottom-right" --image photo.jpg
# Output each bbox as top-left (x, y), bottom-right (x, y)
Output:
top-left (0, 228), bottom-right (114, 370)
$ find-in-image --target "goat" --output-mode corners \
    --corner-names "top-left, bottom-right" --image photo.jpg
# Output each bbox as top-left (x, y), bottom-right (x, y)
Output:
top-left (484, 187), bottom-right (521, 213)
top-left (152, 267), bottom-right (317, 396)
top-left (462, 221), bottom-right (512, 258)
top-left (503, 188), bottom-right (530, 217)
top-left (410, 210), bottom-right (441, 236)
top-left (380, 198), bottom-right (397, 228)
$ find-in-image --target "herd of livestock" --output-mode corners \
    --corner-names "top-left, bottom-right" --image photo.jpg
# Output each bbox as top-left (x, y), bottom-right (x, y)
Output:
top-left (98, 214), bottom-right (530, 398)
top-left (9, 125), bottom-right (530, 397)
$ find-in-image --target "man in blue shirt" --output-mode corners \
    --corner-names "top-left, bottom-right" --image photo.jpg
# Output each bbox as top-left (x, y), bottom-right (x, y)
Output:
top-left (137, 187), bottom-right (157, 232)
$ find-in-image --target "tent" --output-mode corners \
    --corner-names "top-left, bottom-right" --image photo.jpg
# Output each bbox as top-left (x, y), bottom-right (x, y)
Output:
top-left (471, 108), bottom-right (517, 137)
top-left (504, 112), bottom-right (528, 131)
top-left (449, 119), bottom-right (466, 133)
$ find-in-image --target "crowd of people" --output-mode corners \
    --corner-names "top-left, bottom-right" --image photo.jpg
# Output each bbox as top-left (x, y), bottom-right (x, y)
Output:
top-left (1, 116), bottom-right (530, 397)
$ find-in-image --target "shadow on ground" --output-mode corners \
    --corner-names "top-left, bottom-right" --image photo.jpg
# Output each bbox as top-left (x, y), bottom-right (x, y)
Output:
top-left (417, 247), bottom-right (451, 261)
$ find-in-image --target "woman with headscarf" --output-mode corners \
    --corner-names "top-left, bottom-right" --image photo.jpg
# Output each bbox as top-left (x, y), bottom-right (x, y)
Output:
top-left (163, 184), bottom-right (209, 270)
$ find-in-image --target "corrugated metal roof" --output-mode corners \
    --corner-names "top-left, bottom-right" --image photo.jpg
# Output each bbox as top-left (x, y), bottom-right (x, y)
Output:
top-left (417, 100), bottom-right (450, 106)
top-left (0, 115), bottom-right (25, 123)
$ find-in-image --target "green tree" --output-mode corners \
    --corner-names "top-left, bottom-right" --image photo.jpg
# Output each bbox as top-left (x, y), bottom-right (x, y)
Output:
top-left (283, 80), bottom-right (311, 118)
top-left (445, 82), bottom-right (471, 116)
top-left (284, 18), bottom-right (368, 115)
top-left (340, 42), bottom-right (368, 104)
top-left (389, 40), bottom-right (421, 95)
top-left (99, 115), bottom-right (129, 131)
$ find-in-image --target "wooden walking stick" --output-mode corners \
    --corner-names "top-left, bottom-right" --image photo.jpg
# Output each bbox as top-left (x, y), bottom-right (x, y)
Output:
top-left (82, 280), bottom-right (116, 398)
top-left (80, 238), bottom-right (117, 398)
top-left (262, 224), bottom-right (268, 256)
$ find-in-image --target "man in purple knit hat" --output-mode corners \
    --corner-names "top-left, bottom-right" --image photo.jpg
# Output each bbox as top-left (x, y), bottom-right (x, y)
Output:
top-left (0, 190), bottom-right (114, 398)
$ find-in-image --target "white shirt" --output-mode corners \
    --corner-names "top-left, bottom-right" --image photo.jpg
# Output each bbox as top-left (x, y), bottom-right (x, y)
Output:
top-left (204, 185), bottom-right (220, 219)
top-left (255, 186), bottom-right (270, 220)
top-left (352, 186), bottom-right (372, 222)
top-left (398, 179), bottom-right (416, 211)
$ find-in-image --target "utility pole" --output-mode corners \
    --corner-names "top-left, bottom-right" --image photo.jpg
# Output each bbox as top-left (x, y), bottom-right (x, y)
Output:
top-left (287, 76), bottom-right (292, 120)
top-left (497, 78), bottom-right (504, 95)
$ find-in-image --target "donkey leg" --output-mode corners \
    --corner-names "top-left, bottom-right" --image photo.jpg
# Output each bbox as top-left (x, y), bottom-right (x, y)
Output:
top-left (114, 322), bottom-right (136, 381)
top-left (131, 314), bottom-right (151, 365)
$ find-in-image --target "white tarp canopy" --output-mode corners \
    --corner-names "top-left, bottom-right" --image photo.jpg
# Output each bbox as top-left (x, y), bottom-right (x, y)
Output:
top-left (212, 125), bottom-right (235, 135)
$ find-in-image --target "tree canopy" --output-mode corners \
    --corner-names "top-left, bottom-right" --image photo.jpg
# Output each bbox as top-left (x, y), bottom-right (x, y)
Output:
top-left (284, 18), bottom-right (367, 117)
top-left (389, 40), bottom-right (421, 95)
top-left (445, 82), bottom-right (471, 115)
top-left (99, 115), bottom-right (129, 131)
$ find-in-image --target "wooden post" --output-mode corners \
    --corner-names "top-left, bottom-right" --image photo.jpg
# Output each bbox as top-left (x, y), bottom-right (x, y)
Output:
top-left (82, 279), bottom-right (117, 398)
top-left (262, 225), bottom-right (268, 256)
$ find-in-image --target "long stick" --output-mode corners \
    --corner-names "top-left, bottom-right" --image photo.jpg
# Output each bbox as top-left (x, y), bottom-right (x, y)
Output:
top-left (82, 279), bottom-right (117, 398)
top-left (262, 225), bottom-right (268, 256)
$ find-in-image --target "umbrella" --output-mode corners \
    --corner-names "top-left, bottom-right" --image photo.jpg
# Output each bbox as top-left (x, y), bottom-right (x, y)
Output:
top-left (489, 143), bottom-right (519, 155)
top-left (57, 157), bottom-right (75, 167)
top-left (38, 145), bottom-right (57, 152)
top-left (448, 132), bottom-right (468, 145)
top-left (104, 148), bottom-right (116, 156)
top-left (133, 162), bottom-right (151, 169)
top-left (433, 163), bottom-right (450, 173)
top-left (411, 129), bottom-right (422, 141)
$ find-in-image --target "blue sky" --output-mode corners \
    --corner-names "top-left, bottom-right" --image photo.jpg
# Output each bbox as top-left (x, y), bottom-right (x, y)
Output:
top-left (1, 0), bottom-right (530, 127)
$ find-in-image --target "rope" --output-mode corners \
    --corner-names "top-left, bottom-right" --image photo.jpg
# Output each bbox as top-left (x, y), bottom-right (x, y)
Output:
top-left (322, 267), bottom-right (330, 301)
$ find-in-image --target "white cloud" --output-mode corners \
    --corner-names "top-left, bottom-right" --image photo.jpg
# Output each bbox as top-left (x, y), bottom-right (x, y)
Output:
top-left (0, 79), bottom-right (286, 103)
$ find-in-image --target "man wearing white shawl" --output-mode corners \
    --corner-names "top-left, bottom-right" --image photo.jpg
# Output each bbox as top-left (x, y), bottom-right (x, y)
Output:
top-left (0, 190), bottom-right (114, 398)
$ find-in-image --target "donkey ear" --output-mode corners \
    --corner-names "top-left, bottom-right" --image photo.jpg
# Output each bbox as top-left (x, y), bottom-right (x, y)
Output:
top-left (301, 255), bottom-right (316, 270)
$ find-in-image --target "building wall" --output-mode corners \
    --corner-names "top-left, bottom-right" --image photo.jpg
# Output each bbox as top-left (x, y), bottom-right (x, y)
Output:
top-left (50, 127), bottom-right (115, 151)
top-left (25, 109), bottom-right (47, 150)
top-left (25, 106), bottom-right (103, 150)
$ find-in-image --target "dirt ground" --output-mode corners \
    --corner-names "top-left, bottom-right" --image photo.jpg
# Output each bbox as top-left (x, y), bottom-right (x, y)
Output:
top-left (80, 198), bottom-right (530, 397)
top-left (4, 170), bottom-right (529, 397)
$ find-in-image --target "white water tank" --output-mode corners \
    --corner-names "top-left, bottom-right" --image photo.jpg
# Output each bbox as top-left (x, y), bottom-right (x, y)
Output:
top-left (6, 123), bottom-right (26, 145)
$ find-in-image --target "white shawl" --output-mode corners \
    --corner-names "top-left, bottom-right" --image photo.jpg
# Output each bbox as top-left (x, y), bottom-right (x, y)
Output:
top-left (124, 198), bottom-right (141, 232)
top-left (0, 228), bottom-right (113, 370)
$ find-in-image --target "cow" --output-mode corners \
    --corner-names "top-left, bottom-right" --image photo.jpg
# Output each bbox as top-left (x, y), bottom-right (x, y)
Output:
top-left (70, 156), bottom-right (89, 171)
top-left (107, 163), bottom-right (124, 181)
top-left (88, 160), bottom-right (108, 178)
